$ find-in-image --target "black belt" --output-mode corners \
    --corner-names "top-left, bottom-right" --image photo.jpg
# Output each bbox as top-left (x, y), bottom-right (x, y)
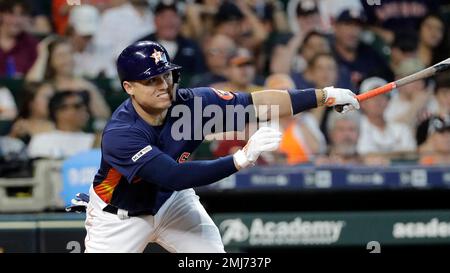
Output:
top-left (103, 204), bottom-right (152, 217)
top-left (103, 204), bottom-right (120, 215)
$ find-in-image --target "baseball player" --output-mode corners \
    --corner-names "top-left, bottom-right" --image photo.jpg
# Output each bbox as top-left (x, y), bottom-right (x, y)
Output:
top-left (68, 41), bottom-right (359, 253)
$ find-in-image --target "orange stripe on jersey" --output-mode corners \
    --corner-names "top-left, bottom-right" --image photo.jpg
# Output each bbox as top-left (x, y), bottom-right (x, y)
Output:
top-left (94, 168), bottom-right (122, 204)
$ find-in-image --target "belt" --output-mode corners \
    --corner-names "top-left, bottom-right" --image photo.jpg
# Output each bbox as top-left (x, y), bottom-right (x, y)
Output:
top-left (103, 204), bottom-right (152, 217)
top-left (103, 204), bottom-right (132, 219)
top-left (103, 204), bottom-right (120, 214)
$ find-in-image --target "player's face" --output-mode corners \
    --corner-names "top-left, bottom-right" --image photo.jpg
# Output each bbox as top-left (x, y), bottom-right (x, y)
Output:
top-left (124, 71), bottom-right (174, 113)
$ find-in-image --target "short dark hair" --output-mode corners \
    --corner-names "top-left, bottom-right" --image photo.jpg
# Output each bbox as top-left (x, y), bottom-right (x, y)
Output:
top-left (0, 0), bottom-right (30, 14)
top-left (300, 30), bottom-right (328, 52)
top-left (435, 72), bottom-right (450, 93)
top-left (18, 82), bottom-right (51, 119)
top-left (214, 1), bottom-right (244, 27)
top-left (154, 2), bottom-right (178, 15)
top-left (48, 91), bottom-right (89, 122)
top-left (392, 30), bottom-right (418, 53)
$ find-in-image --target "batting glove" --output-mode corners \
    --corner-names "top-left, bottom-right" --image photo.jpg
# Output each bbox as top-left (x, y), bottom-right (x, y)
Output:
top-left (233, 127), bottom-right (282, 169)
top-left (323, 86), bottom-right (360, 114)
top-left (65, 192), bottom-right (90, 213)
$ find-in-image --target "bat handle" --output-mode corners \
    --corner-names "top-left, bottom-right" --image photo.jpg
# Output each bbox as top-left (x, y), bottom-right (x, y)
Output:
top-left (356, 82), bottom-right (397, 102)
top-left (333, 82), bottom-right (397, 113)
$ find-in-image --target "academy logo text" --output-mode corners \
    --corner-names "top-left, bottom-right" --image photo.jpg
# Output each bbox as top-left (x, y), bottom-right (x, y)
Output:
top-left (219, 218), bottom-right (346, 246)
top-left (393, 218), bottom-right (450, 239)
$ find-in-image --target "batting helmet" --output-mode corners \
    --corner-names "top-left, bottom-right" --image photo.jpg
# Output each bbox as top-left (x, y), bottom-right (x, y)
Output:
top-left (116, 41), bottom-right (182, 84)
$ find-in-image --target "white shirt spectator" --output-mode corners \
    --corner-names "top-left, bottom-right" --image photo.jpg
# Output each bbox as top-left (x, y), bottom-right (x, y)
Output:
top-left (357, 115), bottom-right (416, 155)
top-left (0, 87), bottom-right (18, 120)
top-left (27, 131), bottom-right (95, 159)
top-left (93, 2), bottom-right (155, 77)
top-left (73, 44), bottom-right (107, 79)
top-left (384, 93), bottom-right (410, 123)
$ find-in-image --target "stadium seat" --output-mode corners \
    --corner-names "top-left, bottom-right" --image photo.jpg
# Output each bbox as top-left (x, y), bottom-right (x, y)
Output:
top-left (0, 159), bottom-right (64, 212)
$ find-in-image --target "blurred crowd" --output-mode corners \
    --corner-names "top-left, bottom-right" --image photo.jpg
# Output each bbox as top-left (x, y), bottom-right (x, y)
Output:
top-left (1, 0), bottom-right (450, 171)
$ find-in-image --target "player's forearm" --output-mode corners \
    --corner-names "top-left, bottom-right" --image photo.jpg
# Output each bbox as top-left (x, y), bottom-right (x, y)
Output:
top-left (250, 89), bottom-right (326, 119)
top-left (136, 153), bottom-right (238, 191)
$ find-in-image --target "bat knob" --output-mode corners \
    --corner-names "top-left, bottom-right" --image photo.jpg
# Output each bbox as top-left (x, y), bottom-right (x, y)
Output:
top-left (334, 105), bottom-right (346, 113)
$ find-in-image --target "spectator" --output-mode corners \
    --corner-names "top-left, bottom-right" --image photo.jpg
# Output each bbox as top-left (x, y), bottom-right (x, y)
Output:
top-left (183, 0), bottom-right (222, 41)
top-left (292, 53), bottom-right (353, 141)
top-left (0, 0), bottom-right (38, 77)
top-left (418, 13), bottom-right (447, 67)
top-left (234, 0), bottom-right (269, 52)
top-left (390, 31), bottom-right (419, 74)
top-left (52, 0), bottom-right (119, 36)
top-left (211, 47), bottom-right (263, 93)
top-left (385, 58), bottom-right (431, 129)
top-left (316, 110), bottom-right (362, 165)
top-left (331, 8), bottom-right (393, 88)
top-left (26, 37), bottom-right (111, 122)
top-left (357, 77), bottom-right (416, 157)
top-left (93, 0), bottom-right (155, 78)
top-left (265, 73), bottom-right (326, 164)
top-left (419, 115), bottom-right (450, 165)
top-left (318, 0), bottom-right (363, 31)
top-left (271, 30), bottom-right (331, 75)
top-left (213, 0), bottom-right (267, 52)
top-left (190, 34), bottom-right (236, 87)
top-left (427, 73), bottom-right (450, 117)
top-left (24, 0), bottom-right (51, 36)
top-left (361, 0), bottom-right (439, 44)
top-left (416, 73), bottom-right (450, 146)
top-left (137, 2), bottom-right (205, 79)
top-left (27, 91), bottom-right (95, 159)
top-left (298, 53), bottom-right (339, 89)
top-left (8, 82), bottom-right (54, 144)
top-left (0, 86), bottom-right (17, 121)
top-left (66, 4), bottom-right (105, 79)
top-left (287, 0), bottom-right (325, 35)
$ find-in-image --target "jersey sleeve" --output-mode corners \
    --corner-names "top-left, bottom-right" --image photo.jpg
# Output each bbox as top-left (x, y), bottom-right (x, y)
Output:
top-left (102, 128), bottom-right (163, 183)
top-left (178, 87), bottom-right (255, 133)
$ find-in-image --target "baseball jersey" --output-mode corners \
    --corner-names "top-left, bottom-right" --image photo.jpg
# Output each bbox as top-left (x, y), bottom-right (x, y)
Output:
top-left (92, 87), bottom-right (253, 215)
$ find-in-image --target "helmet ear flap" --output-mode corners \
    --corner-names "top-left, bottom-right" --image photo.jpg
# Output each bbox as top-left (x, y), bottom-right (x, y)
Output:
top-left (172, 69), bottom-right (181, 84)
top-left (171, 69), bottom-right (181, 102)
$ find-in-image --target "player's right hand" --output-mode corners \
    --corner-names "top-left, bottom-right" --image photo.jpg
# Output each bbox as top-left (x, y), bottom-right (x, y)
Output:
top-left (233, 127), bottom-right (282, 169)
top-left (65, 193), bottom-right (90, 213)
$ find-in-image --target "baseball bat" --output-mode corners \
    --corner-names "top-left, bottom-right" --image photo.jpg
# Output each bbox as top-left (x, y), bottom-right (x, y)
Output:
top-left (357, 57), bottom-right (450, 102)
top-left (335, 57), bottom-right (450, 112)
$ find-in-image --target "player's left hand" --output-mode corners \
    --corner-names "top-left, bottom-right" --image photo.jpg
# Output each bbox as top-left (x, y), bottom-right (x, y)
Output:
top-left (323, 86), bottom-right (360, 114)
top-left (65, 193), bottom-right (90, 213)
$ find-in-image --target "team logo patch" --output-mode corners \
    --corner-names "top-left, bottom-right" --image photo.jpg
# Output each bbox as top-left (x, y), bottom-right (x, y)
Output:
top-left (177, 152), bottom-right (191, 163)
top-left (212, 88), bottom-right (234, 100)
top-left (150, 49), bottom-right (163, 64)
top-left (132, 145), bottom-right (152, 162)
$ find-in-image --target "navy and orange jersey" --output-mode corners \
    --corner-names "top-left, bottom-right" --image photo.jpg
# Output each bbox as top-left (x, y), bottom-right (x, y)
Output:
top-left (92, 87), bottom-right (253, 215)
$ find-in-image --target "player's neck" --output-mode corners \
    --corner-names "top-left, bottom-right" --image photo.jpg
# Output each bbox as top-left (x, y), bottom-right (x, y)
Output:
top-left (131, 100), bottom-right (168, 126)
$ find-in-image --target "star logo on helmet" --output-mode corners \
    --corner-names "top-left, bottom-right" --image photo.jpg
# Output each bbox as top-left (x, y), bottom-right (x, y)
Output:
top-left (150, 49), bottom-right (163, 64)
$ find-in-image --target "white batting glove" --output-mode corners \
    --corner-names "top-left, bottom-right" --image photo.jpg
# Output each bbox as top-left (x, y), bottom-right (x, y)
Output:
top-left (323, 86), bottom-right (360, 114)
top-left (233, 127), bottom-right (282, 169)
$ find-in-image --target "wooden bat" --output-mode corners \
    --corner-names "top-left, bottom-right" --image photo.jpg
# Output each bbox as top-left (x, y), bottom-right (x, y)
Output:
top-left (335, 58), bottom-right (450, 112)
top-left (357, 57), bottom-right (450, 102)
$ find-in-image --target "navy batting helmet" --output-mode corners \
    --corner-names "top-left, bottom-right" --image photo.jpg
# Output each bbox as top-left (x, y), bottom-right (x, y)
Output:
top-left (116, 41), bottom-right (182, 84)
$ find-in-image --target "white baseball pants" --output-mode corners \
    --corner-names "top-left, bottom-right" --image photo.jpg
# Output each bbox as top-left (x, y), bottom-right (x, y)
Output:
top-left (84, 185), bottom-right (225, 253)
